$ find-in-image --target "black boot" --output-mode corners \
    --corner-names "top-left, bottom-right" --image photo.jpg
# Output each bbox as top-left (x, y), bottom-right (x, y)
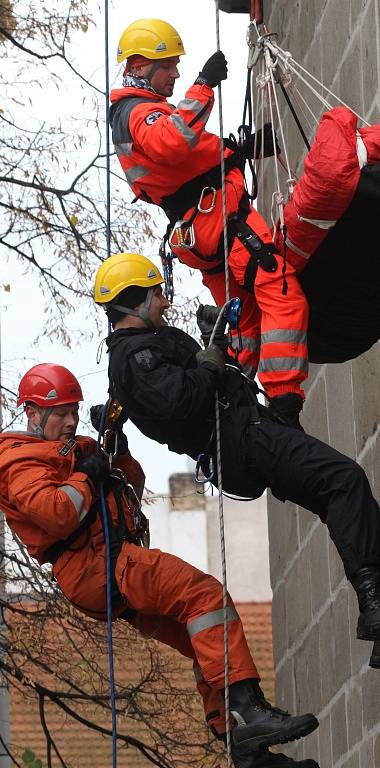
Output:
top-left (225, 679), bottom-right (318, 751)
top-left (350, 566), bottom-right (380, 640)
top-left (220, 735), bottom-right (319, 768)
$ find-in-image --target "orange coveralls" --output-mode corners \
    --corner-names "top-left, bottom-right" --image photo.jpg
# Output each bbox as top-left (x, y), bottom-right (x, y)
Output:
top-left (110, 82), bottom-right (309, 399)
top-left (0, 431), bottom-right (258, 735)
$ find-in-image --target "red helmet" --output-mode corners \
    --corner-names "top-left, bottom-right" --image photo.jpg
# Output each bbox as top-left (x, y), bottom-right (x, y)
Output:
top-left (17, 364), bottom-right (83, 408)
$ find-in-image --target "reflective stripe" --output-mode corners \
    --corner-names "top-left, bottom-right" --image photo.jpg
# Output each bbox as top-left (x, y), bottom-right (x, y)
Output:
top-left (124, 165), bottom-right (149, 185)
top-left (176, 98), bottom-right (205, 113)
top-left (261, 329), bottom-right (307, 346)
top-left (193, 665), bottom-right (204, 683)
top-left (258, 356), bottom-right (308, 373)
top-left (230, 336), bottom-right (260, 353)
top-left (284, 236), bottom-right (311, 260)
top-left (299, 215), bottom-right (337, 230)
top-left (169, 113), bottom-right (199, 148)
top-left (59, 484), bottom-right (88, 523)
top-left (115, 141), bottom-right (133, 157)
top-left (187, 606), bottom-right (239, 638)
top-left (356, 132), bottom-right (367, 169)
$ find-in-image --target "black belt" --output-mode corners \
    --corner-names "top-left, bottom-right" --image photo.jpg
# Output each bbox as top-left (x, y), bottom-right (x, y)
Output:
top-left (44, 505), bottom-right (98, 565)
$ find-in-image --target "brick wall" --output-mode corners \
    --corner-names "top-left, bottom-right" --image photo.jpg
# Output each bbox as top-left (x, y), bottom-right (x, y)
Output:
top-left (265, 1), bottom-right (380, 766)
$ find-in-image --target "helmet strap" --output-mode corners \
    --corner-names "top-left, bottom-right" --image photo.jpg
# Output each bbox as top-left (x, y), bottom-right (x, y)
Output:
top-left (27, 405), bottom-right (54, 439)
top-left (112, 287), bottom-right (157, 329)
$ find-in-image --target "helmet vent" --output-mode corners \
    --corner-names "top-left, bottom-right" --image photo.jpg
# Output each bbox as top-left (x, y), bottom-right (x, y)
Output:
top-left (155, 41), bottom-right (167, 52)
top-left (147, 269), bottom-right (157, 279)
top-left (100, 285), bottom-right (111, 294)
top-left (46, 388), bottom-right (58, 400)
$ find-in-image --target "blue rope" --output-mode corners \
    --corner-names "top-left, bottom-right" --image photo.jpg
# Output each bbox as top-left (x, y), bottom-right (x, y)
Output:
top-left (103, 0), bottom-right (117, 760)
top-left (97, 406), bottom-right (118, 767)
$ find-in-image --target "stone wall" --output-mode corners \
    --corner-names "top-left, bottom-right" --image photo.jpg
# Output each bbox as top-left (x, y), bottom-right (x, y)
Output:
top-left (265, 1), bottom-right (380, 766)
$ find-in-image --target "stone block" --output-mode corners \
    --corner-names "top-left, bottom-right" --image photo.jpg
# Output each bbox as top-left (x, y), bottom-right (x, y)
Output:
top-left (325, 362), bottom-right (356, 458)
top-left (303, 375), bottom-right (329, 443)
top-left (267, 495), bottom-right (299, 590)
top-left (374, 436), bottom-right (380, 501)
top-left (328, 535), bottom-right (346, 593)
top-left (294, 624), bottom-right (322, 713)
top-left (285, 548), bottom-right (312, 648)
top-left (351, 345), bottom-right (380, 454)
top-left (362, 666), bottom-right (380, 730)
top-left (343, 753), bottom-right (360, 768)
top-left (358, 440), bottom-right (376, 496)
top-left (298, 505), bottom-right (318, 545)
top-left (299, 726), bottom-right (320, 765)
top-left (310, 522), bottom-right (331, 615)
top-left (338, 41), bottom-right (364, 117)
top-left (321, 0), bottom-right (350, 89)
top-left (296, 0), bottom-right (318, 62)
top-left (332, 587), bottom-right (352, 688)
top-left (271, 579), bottom-right (288, 666)
top-left (347, 684), bottom-right (363, 750)
top-left (360, 737), bottom-right (374, 768)
top-left (316, 587), bottom-right (352, 696)
top-left (275, 657), bottom-right (295, 713)
top-left (361, 0), bottom-right (379, 114)
top-left (318, 713), bottom-right (333, 768)
top-left (374, 732), bottom-right (380, 768)
top-left (331, 691), bottom-right (348, 764)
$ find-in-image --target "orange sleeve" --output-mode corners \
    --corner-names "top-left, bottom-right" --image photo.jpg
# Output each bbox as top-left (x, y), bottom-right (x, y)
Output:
top-left (130, 83), bottom-right (216, 165)
top-left (8, 459), bottom-right (95, 541)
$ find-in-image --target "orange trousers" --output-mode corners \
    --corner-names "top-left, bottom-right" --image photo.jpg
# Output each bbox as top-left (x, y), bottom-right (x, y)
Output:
top-left (115, 543), bottom-right (258, 735)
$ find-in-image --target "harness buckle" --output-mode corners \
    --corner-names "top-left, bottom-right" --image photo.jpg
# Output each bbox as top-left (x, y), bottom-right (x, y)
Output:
top-left (168, 220), bottom-right (195, 250)
top-left (198, 186), bottom-right (217, 213)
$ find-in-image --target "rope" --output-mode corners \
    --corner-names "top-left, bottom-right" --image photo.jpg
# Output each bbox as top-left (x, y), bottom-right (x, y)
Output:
top-left (213, 5), bottom-right (232, 765)
top-left (97, 407), bottom-right (117, 768)
top-left (104, 0), bottom-right (111, 259)
top-left (103, 0), bottom-right (117, 764)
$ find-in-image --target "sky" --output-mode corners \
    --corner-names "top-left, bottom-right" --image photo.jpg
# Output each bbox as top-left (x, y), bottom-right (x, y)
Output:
top-left (2, 1), bottom-right (253, 493)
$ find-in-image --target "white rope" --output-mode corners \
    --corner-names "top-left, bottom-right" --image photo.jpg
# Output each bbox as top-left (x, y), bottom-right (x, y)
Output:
top-left (269, 41), bottom-right (370, 125)
top-left (214, 4), bottom-right (232, 765)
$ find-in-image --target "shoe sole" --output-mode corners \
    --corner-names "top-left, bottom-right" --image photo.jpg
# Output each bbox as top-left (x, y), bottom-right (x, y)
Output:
top-left (232, 714), bottom-right (319, 751)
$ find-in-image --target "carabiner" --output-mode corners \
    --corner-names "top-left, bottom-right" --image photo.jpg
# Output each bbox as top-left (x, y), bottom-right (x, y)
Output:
top-left (103, 428), bottom-right (118, 467)
top-left (198, 186), bottom-right (216, 214)
top-left (195, 453), bottom-right (214, 484)
top-left (168, 220), bottom-right (195, 250)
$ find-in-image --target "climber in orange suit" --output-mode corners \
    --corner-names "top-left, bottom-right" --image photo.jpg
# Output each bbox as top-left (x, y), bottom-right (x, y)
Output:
top-left (110, 18), bottom-right (309, 429)
top-left (0, 363), bottom-right (319, 768)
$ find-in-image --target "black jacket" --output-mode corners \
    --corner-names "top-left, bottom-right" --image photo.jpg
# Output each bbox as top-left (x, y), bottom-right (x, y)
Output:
top-left (106, 325), bottom-right (265, 497)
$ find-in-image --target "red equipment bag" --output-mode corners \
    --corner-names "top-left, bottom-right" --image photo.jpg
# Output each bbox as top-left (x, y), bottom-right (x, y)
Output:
top-left (274, 107), bottom-right (380, 363)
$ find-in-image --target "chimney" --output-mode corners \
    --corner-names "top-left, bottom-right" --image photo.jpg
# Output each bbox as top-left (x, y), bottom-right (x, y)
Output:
top-left (168, 473), bottom-right (206, 511)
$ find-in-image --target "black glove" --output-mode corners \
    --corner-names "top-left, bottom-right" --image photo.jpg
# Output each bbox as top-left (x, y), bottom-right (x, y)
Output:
top-left (268, 393), bottom-right (304, 431)
top-left (75, 453), bottom-right (110, 489)
top-left (196, 304), bottom-right (228, 350)
top-left (196, 344), bottom-right (225, 373)
top-left (243, 122), bottom-right (281, 159)
top-left (195, 50), bottom-right (228, 88)
top-left (90, 403), bottom-right (129, 454)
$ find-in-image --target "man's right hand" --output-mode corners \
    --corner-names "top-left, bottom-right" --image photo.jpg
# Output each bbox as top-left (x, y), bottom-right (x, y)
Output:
top-left (196, 304), bottom-right (228, 350)
top-left (75, 454), bottom-right (110, 489)
top-left (195, 51), bottom-right (228, 88)
top-left (196, 345), bottom-right (225, 373)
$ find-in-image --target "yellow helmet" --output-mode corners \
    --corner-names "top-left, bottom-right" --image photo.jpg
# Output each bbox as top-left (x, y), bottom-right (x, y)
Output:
top-left (94, 253), bottom-right (164, 305)
top-left (117, 18), bottom-right (185, 64)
